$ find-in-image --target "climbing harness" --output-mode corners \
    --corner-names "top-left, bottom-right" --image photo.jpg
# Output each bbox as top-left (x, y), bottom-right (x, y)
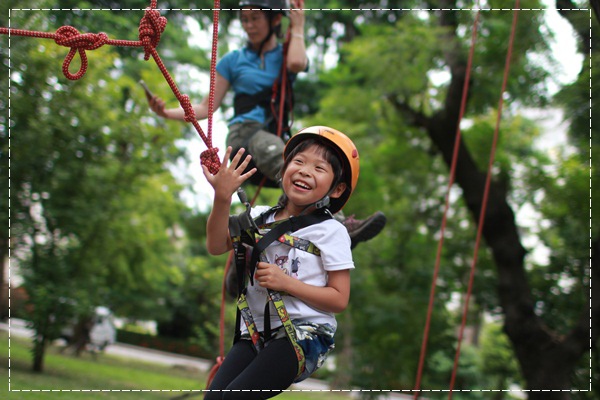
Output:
top-left (228, 189), bottom-right (332, 381)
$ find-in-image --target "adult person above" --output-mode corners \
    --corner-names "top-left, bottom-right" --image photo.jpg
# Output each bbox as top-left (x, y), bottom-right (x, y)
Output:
top-left (147, 0), bottom-right (386, 249)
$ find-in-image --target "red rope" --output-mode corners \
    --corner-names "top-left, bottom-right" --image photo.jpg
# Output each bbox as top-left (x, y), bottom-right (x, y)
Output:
top-left (0, 0), bottom-right (221, 174)
top-left (447, 2), bottom-right (520, 398)
top-left (202, 3), bottom-right (226, 391)
top-left (207, 3), bottom-right (220, 155)
top-left (209, 19), bottom-right (294, 390)
top-left (412, 5), bottom-right (481, 400)
top-left (0, 25), bottom-right (142, 80)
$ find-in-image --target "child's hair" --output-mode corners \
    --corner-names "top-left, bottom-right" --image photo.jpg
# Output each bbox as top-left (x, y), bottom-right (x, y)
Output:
top-left (282, 126), bottom-right (359, 214)
top-left (280, 137), bottom-right (345, 191)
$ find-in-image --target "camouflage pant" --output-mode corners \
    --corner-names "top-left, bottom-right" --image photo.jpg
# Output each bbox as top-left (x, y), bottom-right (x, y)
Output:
top-left (227, 121), bottom-right (286, 182)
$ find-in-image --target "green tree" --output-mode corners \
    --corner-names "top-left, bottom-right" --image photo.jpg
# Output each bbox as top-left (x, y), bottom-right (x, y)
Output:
top-left (479, 322), bottom-right (521, 398)
top-left (1, 2), bottom-right (192, 371)
top-left (299, 1), bottom-right (595, 398)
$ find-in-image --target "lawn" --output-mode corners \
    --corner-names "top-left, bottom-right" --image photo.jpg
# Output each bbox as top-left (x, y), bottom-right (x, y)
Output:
top-left (0, 331), bottom-right (353, 400)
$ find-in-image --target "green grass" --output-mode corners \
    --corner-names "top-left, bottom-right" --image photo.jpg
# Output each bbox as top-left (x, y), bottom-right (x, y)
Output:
top-left (0, 331), bottom-right (351, 399)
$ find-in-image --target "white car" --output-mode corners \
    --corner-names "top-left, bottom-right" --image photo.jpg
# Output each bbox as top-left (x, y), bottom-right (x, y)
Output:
top-left (60, 306), bottom-right (116, 351)
top-left (89, 306), bottom-right (116, 350)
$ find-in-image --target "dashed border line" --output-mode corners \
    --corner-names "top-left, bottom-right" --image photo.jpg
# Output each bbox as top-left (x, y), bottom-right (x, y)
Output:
top-left (4, 6), bottom-right (593, 394)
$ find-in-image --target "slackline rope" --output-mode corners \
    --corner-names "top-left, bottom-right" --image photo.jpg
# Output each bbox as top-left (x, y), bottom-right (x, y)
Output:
top-left (413, 2), bottom-right (520, 399)
top-left (0, 0), bottom-right (222, 174)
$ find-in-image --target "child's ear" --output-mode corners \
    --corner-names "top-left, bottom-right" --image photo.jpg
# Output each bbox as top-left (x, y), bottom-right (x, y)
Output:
top-left (330, 182), bottom-right (347, 199)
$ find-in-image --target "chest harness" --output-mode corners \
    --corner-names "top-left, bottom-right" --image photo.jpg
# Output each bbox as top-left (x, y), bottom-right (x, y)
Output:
top-left (228, 191), bottom-right (332, 380)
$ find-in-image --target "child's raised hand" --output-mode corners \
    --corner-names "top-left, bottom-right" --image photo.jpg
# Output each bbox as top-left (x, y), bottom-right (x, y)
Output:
top-left (202, 147), bottom-right (256, 200)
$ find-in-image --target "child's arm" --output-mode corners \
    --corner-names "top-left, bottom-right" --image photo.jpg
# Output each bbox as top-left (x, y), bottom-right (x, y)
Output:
top-left (255, 263), bottom-right (350, 313)
top-left (202, 147), bottom-right (256, 255)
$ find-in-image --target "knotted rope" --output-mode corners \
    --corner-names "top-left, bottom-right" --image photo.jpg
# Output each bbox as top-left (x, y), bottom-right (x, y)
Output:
top-left (138, 6), bottom-right (167, 61)
top-left (0, 0), bottom-right (221, 174)
top-left (54, 26), bottom-right (108, 80)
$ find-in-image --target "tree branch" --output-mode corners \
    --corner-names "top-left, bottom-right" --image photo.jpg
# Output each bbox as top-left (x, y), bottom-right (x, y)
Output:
top-left (556, 0), bottom-right (593, 53)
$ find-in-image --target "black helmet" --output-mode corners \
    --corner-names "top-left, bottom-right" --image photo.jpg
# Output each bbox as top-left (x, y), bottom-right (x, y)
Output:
top-left (239, 0), bottom-right (290, 16)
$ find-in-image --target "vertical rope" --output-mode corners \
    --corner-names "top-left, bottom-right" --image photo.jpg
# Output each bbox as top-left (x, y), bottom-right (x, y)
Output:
top-left (204, 1), bottom-right (226, 392)
top-left (207, 1), bottom-right (221, 152)
top-left (447, 2), bottom-right (520, 398)
top-left (412, 4), bottom-right (481, 399)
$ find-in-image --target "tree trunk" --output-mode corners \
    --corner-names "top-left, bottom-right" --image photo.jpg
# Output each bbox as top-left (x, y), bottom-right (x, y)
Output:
top-left (0, 237), bottom-right (7, 320)
top-left (387, 3), bottom-right (598, 397)
top-left (32, 334), bottom-right (46, 372)
top-left (426, 63), bottom-right (596, 400)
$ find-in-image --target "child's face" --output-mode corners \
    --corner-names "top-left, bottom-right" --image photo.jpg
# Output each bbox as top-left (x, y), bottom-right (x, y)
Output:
top-left (281, 144), bottom-right (346, 212)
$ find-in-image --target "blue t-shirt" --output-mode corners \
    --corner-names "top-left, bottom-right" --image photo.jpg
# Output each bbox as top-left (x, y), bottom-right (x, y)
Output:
top-left (217, 44), bottom-right (293, 125)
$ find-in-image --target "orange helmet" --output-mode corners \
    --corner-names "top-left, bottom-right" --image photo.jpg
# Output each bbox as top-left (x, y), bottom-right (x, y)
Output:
top-left (283, 126), bottom-right (359, 213)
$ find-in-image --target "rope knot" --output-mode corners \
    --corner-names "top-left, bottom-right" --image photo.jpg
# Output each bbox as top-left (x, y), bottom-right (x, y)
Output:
top-left (55, 26), bottom-right (108, 50)
top-left (180, 95), bottom-right (197, 123)
top-left (54, 26), bottom-right (109, 80)
top-left (200, 148), bottom-right (221, 175)
top-left (139, 7), bottom-right (167, 60)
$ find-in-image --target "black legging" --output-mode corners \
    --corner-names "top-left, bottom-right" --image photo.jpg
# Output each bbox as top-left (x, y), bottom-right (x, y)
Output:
top-left (204, 338), bottom-right (298, 400)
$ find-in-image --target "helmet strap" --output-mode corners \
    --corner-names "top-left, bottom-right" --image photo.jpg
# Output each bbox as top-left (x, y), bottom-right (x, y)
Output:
top-left (314, 196), bottom-right (330, 210)
top-left (297, 170), bottom-right (344, 216)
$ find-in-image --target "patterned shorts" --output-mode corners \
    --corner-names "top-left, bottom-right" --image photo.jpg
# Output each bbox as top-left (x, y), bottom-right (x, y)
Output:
top-left (240, 320), bottom-right (335, 383)
top-left (272, 320), bottom-right (336, 383)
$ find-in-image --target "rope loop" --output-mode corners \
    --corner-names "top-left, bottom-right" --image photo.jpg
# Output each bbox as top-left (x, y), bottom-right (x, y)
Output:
top-left (54, 26), bottom-right (108, 80)
top-left (139, 7), bottom-right (167, 60)
top-left (200, 147), bottom-right (221, 175)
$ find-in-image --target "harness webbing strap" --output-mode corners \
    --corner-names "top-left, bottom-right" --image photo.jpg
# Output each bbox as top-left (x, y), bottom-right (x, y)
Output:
top-left (233, 89), bottom-right (272, 117)
top-left (248, 212), bottom-right (330, 285)
top-left (230, 208), bottom-right (331, 380)
top-left (236, 291), bottom-right (263, 352)
top-left (268, 289), bottom-right (306, 376)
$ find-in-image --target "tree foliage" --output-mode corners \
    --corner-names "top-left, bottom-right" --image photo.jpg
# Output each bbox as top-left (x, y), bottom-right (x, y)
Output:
top-left (2, 1), bottom-right (194, 371)
top-left (300, 1), bottom-right (595, 398)
top-left (2, 1), bottom-right (596, 398)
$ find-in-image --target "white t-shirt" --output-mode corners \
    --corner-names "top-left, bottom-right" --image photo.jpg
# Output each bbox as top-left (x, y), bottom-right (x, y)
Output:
top-left (241, 206), bottom-right (355, 334)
